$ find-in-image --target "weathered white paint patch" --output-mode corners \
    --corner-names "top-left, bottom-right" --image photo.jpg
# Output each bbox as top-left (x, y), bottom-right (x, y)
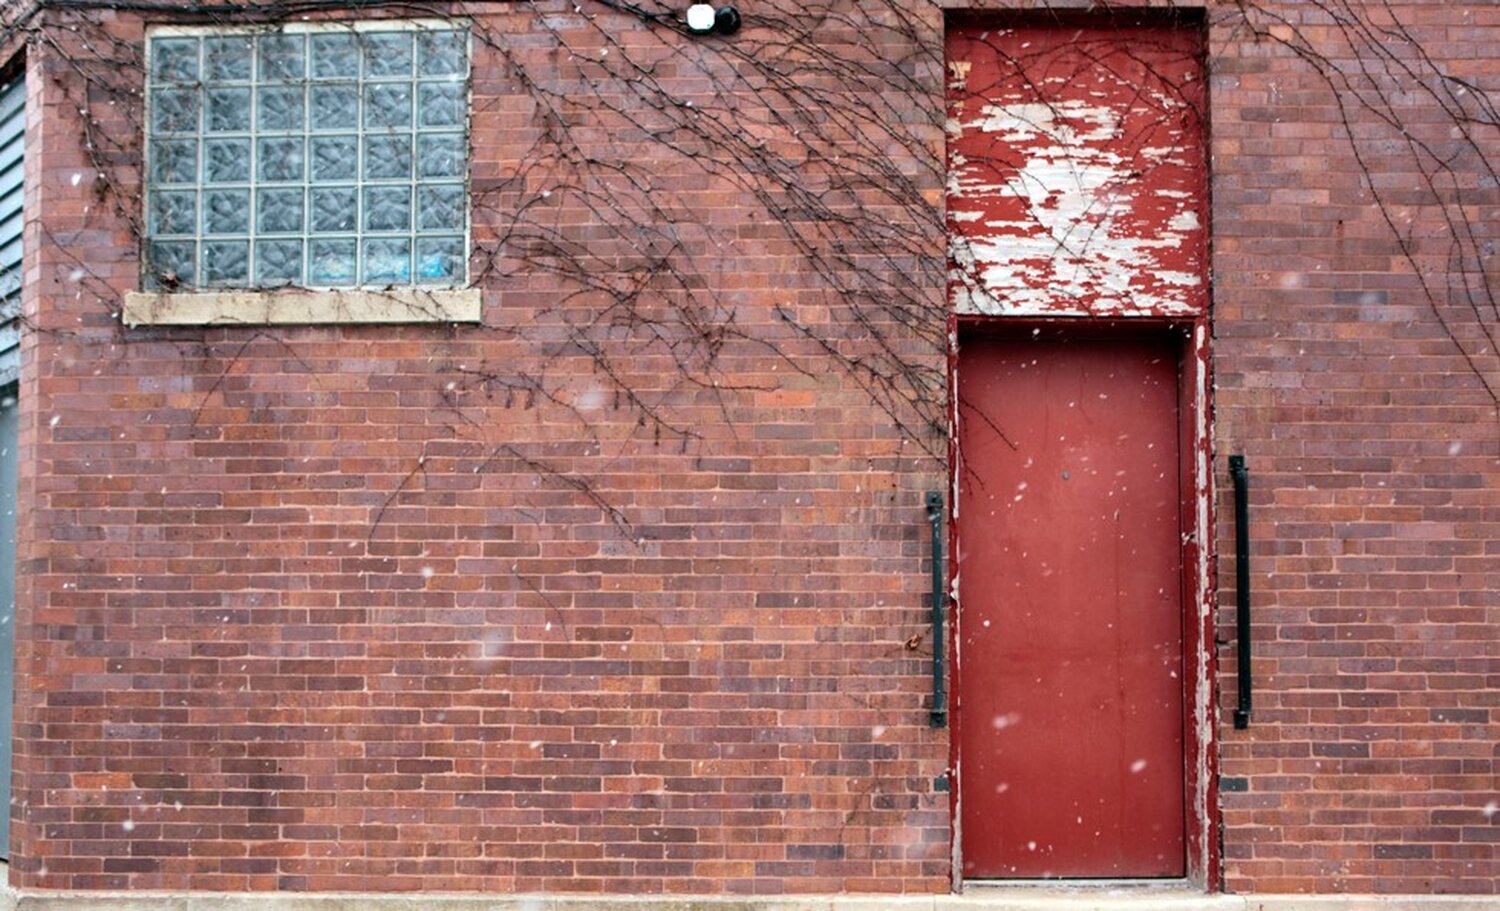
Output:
top-left (947, 71), bottom-right (1206, 317)
top-left (1169, 210), bottom-right (1201, 232)
top-left (975, 100), bottom-right (1120, 145)
top-left (1192, 321), bottom-right (1215, 885)
top-left (1140, 145), bottom-right (1192, 160)
top-left (947, 59), bottom-right (972, 89)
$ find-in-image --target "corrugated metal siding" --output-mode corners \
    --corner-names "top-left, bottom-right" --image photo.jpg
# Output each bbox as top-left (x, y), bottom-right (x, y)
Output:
top-left (0, 72), bottom-right (22, 385)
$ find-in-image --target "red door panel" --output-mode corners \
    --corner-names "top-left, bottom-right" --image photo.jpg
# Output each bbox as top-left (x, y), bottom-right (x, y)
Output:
top-left (957, 335), bottom-right (1185, 878)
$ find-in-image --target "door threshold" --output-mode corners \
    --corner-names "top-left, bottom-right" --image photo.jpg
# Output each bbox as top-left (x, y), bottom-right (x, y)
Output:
top-left (949, 881), bottom-right (1233, 911)
top-left (964, 878), bottom-right (1200, 890)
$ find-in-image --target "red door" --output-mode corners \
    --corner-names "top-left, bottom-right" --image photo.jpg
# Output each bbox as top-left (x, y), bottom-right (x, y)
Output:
top-left (956, 334), bottom-right (1185, 879)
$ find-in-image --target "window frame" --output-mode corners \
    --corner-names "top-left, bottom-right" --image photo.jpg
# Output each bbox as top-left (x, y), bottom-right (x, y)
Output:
top-left (138, 18), bottom-right (473, 301)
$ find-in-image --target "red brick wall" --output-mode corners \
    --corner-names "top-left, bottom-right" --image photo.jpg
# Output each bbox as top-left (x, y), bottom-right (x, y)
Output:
top-left (1209, 1), bottom-right (1500, 895)
top-left (12, 3), bottom-right (953, 894)
top-left (8, 0), bottom-right (1500, 897)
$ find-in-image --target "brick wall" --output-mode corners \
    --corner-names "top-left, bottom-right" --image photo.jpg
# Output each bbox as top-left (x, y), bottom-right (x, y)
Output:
top-left (12, 2), bottom-right (952, 894)
top-left (7, 0), bottom-right (1500, 897)
top-left (1209, 0), bottom-right (1500, 895)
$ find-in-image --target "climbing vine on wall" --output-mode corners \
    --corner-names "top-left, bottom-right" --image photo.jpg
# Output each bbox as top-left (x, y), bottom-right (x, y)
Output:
top-left (5, 0), bottom-right (1498, 471)
top-left (1, 0), bottom-right (1498, 890)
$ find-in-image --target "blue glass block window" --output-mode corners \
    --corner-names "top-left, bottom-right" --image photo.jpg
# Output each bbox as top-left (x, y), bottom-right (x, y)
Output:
top-left (144, 24), bottom-right (469, 290)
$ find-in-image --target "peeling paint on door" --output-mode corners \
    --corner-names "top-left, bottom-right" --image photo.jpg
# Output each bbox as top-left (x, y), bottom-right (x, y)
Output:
top-left (946, 26), bottom-right (1207, 317)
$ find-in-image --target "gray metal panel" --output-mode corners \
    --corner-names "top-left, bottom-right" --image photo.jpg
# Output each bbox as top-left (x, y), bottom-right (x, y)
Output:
top-left (0, 390), bottom-right (15, 859)
top-left (0, 69), bottom-right (21, 858)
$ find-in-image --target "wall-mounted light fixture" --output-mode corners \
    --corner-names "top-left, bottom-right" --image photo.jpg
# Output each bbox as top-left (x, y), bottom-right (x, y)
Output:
top-left (686, 3), bottom-right (741, 36)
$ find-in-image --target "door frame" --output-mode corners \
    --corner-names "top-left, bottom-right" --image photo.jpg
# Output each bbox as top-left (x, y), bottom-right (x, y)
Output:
top-left (946, 315), bottom-right (1220, 890)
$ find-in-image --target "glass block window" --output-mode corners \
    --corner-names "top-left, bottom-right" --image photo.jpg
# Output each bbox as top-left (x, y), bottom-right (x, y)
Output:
top-left (144, 24), bottom-right (469, 290)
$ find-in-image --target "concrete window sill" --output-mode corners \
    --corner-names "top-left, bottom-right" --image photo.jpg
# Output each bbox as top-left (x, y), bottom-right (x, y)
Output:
top-left (121, 288), bottom-right (482, 327)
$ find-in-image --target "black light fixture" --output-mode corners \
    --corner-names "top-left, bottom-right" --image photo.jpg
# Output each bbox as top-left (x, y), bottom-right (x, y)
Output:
top-left (686, 3), bottom-right (740, 36)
